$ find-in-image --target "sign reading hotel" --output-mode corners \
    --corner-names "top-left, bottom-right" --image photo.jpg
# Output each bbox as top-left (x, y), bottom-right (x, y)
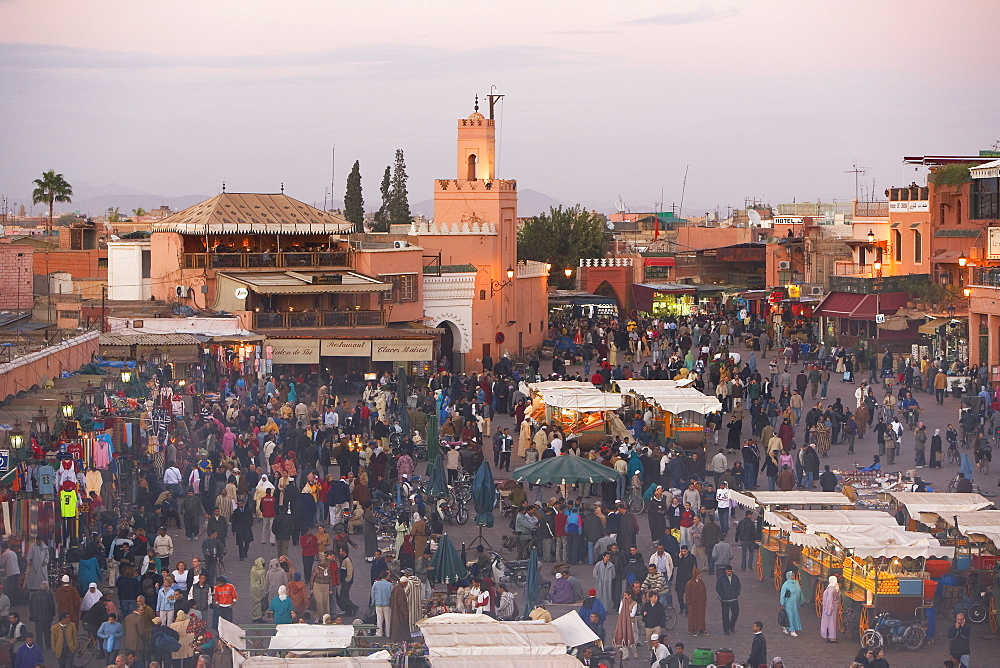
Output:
top-left (371, 339), bottom-right (434, 362)
top-left (888, 200), bottom-right (929, 212)
top-left (989, 228), bottom-right (1000, 260)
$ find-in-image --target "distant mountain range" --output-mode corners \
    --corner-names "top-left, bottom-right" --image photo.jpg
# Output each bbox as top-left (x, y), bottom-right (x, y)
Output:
top-left (23, 182), bottom-right (706, 221)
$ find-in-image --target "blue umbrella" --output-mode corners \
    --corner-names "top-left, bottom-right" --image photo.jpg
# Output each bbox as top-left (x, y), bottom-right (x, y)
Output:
top-left (960, 453), bottom-right (974, 484)
top-left (522, 546), bottom-right (540, 619)
top-left (472, 460), bottom-right (496, 528)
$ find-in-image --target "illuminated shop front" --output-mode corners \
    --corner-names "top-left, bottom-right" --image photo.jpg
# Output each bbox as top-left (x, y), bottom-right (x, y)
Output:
top-left (631, 283), bottom-right (697, 317)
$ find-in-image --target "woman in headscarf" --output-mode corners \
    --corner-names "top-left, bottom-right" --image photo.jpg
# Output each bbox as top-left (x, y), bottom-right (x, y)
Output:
top-left (170, 610), bottom-right (195, 668)
top-left (254, 475), bottom-right (272, 507)
top-left (249, 557), bottom-right (267, 623)
top-left (81, 582), bottom-right (104, 612)
top-left (409, 513), bottom-right (427, 558)
top-left (264, 558), bottom-right (289, 604)
top-left (820, 576), bottom-right (840, 642)
top-left (215, 480), bottom-right (237, 521)
top-left (779, 571), bottom-right (804, 636)
top-left (286, 573), bottom-right (308, 614)
top-left (221, 427), bottom-right (236, 458)
top-left (270, 585), bottom-right (293, 624)
top-left (929, 428), bottom-right (944, 469)
top-left (684, 567), bottom-right (707, 636)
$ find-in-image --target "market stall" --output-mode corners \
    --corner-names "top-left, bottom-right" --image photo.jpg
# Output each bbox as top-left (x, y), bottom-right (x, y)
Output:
top-left (796, 524), bottom-right (954, 641)
top-left (523, 381), bottom-right (622, 447)
top-left (613, 379), bottom-right (721, 450)
top-left (880, 491), bottom-right (994, 531)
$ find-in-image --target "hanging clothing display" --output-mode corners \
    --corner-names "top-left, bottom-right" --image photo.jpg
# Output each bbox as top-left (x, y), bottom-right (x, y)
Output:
top-left (36, 464), bottom-right (55, 496)
top-left (55, 461), bottom-right (76, 489)
top-left (92, 435), bottom-right (112, 469)
top-left (85, 470), bottom-right (103, 499)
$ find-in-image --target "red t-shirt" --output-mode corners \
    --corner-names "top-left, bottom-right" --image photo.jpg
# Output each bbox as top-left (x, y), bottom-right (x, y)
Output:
top-left (554, 513), bottom-right (568, 538)
top-left (259, 496), bottom-right (276, 518)
top-left (300, 533), bottom-right (318, 557)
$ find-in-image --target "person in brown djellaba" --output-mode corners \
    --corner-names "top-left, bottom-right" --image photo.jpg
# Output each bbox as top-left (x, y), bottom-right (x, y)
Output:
top-left (684, 567), bottom-right (708, 637)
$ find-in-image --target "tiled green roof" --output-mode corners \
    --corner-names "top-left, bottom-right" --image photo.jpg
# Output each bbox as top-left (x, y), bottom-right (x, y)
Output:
top-left (933, 229), bottom-right (981, 238)
top-left (437, 264), bottom-right (477, 273)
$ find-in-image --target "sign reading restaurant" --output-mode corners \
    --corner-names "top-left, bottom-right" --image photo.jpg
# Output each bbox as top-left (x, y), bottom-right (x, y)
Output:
top-left (267, 338), bottom-right (433, 363)
top-left (889, 200), bottom-right (929, 212)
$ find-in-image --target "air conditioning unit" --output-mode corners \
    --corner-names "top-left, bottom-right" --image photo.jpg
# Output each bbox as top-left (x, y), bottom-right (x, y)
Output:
top-left (778, 261), bottom-right (791, 270)
top-left (393, 240), bottom-right (409, 249)
top-left (175, 285), bottom-right (190, 298)
top-left (810, 285), bottom-right (825, 296)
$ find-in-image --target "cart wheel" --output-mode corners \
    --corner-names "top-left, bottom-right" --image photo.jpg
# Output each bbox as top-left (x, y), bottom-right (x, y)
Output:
top-left (990, 599), bottom-right (999, 635)
top-left (859, 606), bottom-right (870, 639)
top-left (756, 550), bottom-right (764, 581)
top-left (838, 603), bottom-right (849, 636)
top-left (774, 556), bottom-right (783, 590)
top-left (815, 580), bottom-right (824, 618)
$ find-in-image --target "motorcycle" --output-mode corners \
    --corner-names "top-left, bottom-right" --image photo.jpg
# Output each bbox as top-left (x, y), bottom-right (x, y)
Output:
top-left (860, 611), bottom-right (926, 651)
top-left (435, 495), bottom-right (468, 525)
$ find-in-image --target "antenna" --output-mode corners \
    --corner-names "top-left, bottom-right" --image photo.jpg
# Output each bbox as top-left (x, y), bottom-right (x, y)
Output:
top-left (844, 161), bottom-right (867, 202)
top-left (679, 164), bottom-right (689, 218)
top-left (614, 196), bottom-right (625, 213)
top-left (330, 142), bottom-right (336, 210)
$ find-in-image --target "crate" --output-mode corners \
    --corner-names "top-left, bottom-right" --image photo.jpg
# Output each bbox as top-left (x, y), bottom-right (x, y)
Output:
top-left (691, 648), bottom-right (715, 666)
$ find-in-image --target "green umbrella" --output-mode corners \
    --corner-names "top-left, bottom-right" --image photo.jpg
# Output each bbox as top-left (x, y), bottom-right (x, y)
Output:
top-left (427, 442), bottom-right (448, 496)
top-left (425, 413), bottom-right (440, 477)
top-left (396, 366), bottom-right (411, 436)
top-left (429, 533), bottom-right (467, 585)
top-left (472, 460), bottom-right (495, 528)
top-left (522, 546), bottom-right (540, 619)
top-left (512, 454), bottom-right (619, 486)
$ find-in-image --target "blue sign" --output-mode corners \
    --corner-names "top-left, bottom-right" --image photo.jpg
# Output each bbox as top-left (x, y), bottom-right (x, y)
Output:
top-left (0, 450), bottom-right (9, 472)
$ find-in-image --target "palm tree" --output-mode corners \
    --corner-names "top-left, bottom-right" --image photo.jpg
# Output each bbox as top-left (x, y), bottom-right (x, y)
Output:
top-left (31, 170), bottom-right (73, 236)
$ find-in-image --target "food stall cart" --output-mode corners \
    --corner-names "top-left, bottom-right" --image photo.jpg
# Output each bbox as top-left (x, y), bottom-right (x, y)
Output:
top-left (727, 490), bottom-right (854, 587)
top-left (796, 524), bottom-right (954, 641)
top-left (524, 381), bottom-right (623, 448)
top-left (879, 491), bottom-right (994, 531)
top-left (613, 379), bottom-right (721, 450)
top-left (914, 509), bottom-right (1000, 632)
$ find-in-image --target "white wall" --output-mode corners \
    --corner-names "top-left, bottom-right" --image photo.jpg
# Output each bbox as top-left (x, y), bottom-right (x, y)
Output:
top-left (107, 240), bottom-right (151, 301)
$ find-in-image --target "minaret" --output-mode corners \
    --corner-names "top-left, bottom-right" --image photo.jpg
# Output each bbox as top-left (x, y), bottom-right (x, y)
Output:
top-left (455, 95), bottom-right (496, 181)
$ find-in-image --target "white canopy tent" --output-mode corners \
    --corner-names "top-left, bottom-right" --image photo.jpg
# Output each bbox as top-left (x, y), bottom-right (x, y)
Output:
top-left (614, 380), bottom-right (721, 415)
top-left (882, 492), bottom-right (993, 518)
top-left (788, 524), bottom-right (955, 560)
top-left (917, 509), bottom-right (1000, 549)
top-left (523, 381), bottom-right (622, 413)
top-left (731, 490), bottom-right (852, 510)
top-left (762, 509), bottom-right (900, 534)
top-left (417, 613), bottom-right (566, 657)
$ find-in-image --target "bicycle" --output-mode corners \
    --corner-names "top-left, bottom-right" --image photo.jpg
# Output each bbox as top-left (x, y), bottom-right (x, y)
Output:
top-left (74, 632), bottom-right (99, 668)
top-left (947, 443), bottom-right (959, 465)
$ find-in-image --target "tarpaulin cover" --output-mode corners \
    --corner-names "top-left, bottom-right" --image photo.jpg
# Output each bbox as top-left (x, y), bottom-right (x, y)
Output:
top-left (266, 624), bottom-right (356, 650)
top-left (789, 525), bottom-right (955, 560)
top-left (883, 492), bottom-right (994, 518)
top-left (614, 380), bottom-right (721, 415)
top-left (732, 490), bottom-right (852, 509)
top-left (513, 455), bottom-right (619, 485)
top-left (240, 659), bottom-right (389, 668)
top-left (417, 613), bottom-right (565, 656)
top-left (917, 510), bottom-right (1000, 548)
top-left (551, 611), bottom-right (600, 648)
top-left (429, 657), bottom-right (582, 668)
top-left (763, 509), bottom-right (899, 534)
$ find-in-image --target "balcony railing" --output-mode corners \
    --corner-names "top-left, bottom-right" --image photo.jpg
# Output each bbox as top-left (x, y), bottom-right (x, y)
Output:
top-left (182, 250), bottom-right (350, 270)
top-left (971, 267), bottom-right (1000, 288)
top-left (253, 309), bottom-right (385, 329)
top-left (833, 261), bottom-right (870, 276)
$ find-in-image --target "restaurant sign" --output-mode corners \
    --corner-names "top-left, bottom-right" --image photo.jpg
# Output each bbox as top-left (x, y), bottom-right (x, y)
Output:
top-left (320, 339), bottom-right (372, 357)
top-left (371, 339), bottom-right (434, 361)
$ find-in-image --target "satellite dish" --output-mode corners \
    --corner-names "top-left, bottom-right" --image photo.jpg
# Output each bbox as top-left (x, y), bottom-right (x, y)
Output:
top-left (234, 287), bottom-right (249, 300)
top-left (606, 220), bottom-right (615, 231)
top-left (748, 209), bottom-right (762, 227)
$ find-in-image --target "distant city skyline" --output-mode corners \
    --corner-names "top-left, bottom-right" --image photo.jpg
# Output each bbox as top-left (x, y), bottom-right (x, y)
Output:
top-left (1, 0), bottom-right (997, 218)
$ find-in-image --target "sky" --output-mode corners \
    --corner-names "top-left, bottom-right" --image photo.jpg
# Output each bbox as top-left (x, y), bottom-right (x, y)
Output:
top-left (1, 0), bottom-right (998, 217)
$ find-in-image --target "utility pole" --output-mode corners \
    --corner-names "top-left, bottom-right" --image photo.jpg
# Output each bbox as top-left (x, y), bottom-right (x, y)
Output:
top-left (330, 143), bottom-right (336, 210)
top-left (101, 285), bottom-right (106, 333)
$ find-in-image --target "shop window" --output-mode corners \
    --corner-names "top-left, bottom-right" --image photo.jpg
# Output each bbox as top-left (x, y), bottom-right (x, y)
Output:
top-left (913, 230), bottom-right (922, 264)
top-left (893, 230), bottom-right (902, 262)
top-left (376, 274), bottom-right (418, 303)
top-left (971, 177), bottom-right (999, 219)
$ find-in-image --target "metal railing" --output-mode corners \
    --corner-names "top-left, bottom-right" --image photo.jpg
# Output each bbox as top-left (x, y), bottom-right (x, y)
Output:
top-left (971, 267), bottom-right (1000, 288)
top-left (833, 261), bottom-right (869, 276)
top-left (253, 310), bottom-right (384, 329)
top-left (181, 250), bottom-right (350, 270)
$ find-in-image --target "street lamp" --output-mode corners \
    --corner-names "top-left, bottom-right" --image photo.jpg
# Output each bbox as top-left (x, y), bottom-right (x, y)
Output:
top-left (872, 260), bottom-right (882, 277)
top-left (564, 268), bottom-right (574, 279)
top-left (59, 393), bottom-right (75, 420)
top-left (958, 252), bottom-right (968, 268)
top-left (947, 303), bottom-right (956, 318)
top-left (82, 381), bottom-right (97, 408)
top-left (149, 349), bottom-right (163, 367)
top-left (136, 357), bottom-right (147, 375)
top-left (8, 420), bottom-right (23, 458)
top-left (120, 368), bottom-right (133, 384)
top-left (867, 229), bottom-right (876, 244)
top-left (30, 407), bottom-right (49, 444)
top-left (101, 374), bottom-right (116, 393)
top-left (490, 266), bottom-right (516, 296)
top-left (545, 263), bottom-right (552, 273)
top-left (964, 287), bottom-right (972, 298)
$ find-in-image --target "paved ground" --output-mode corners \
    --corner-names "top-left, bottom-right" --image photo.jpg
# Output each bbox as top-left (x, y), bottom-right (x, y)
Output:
top-left (19, 341), bottom-right (997, 668)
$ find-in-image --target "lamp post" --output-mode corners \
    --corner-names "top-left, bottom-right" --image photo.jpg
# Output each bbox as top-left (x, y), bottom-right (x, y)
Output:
top-left (136, 357), bottom-right (147, 376)
top-left (59, 393), bottom-right (75, 420)
top-left (872, 260), bottom-right (882, 278)
top-left (82, 381), bottom-right (97, 409)
top-left (30, 407), bottom-right (49, 449)
top-left (120, 368), bottom-right (133, 384)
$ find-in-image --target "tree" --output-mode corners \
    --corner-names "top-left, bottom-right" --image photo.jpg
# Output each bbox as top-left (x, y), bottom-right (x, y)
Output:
top-left (107, 207), bottom-right (122, 222)
top-left (388, 149), bottom-right (411, 228)
top-left (344, 160), bottom-right (365, 233)
top-left (372, 165), bottom-right (392, 232)
top-left (31, 170), bottom-right (73, 235)
top-left (517, 205), bottom-right (610, 287)
top-left (132, 207), bottom-right (147, 219)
